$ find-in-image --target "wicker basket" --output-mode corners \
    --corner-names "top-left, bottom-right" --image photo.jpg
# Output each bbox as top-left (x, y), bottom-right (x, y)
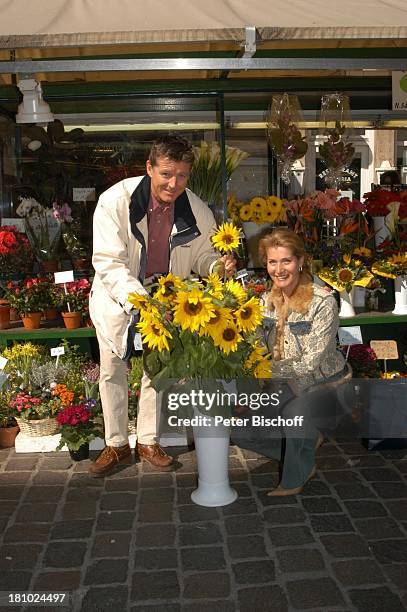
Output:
top-left (15, 417), bottom-right (58, 437)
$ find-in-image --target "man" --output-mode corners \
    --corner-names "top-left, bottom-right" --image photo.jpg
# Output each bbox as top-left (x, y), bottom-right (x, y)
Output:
top-left (89, 135), bottom-right (236, 477)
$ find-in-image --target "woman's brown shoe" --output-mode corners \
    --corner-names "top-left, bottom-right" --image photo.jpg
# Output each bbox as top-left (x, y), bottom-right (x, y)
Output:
top-left (137, 442), bottom-right (174, 469)
top-left (266, 466), bottom-right (317, 497)
top-left (88, 444), bottom-right (132, 478)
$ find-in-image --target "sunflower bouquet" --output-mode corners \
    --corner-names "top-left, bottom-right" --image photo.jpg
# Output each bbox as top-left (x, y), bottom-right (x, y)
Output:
top-left (371, 251), bottom-right (407, 279)
top-left (127, 271), bottom-right (271, 394)
top-left (228, 194), bottom-right (286, 225)
top-left (318, 254), bottom-right (374, 293)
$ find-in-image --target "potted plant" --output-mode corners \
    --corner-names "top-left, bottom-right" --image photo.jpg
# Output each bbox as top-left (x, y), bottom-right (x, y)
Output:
top-left (4, 277), bottom-right (51, 329)
top-left (57, 279), bottom-right (91, 328)
top-left (9, 390), bottom-right (60, 436)
top-left (53, 202), bottom-right (92, 270)
top-left (0, 224), bottom-right (34, 281)
top-left (0, 395), bottom-right (20, 448)
top-left (56, 399), bottom-right (102, 461)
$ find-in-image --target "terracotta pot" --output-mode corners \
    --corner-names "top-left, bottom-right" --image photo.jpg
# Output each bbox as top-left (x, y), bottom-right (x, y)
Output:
top-left (0, 424), bottom-right (20, 448)
top-left (43, 308), bottom-right (59, 321)
top-left (69, 443), bottom-right (89, 461)
top-left (0, 302), bottom-right (11, 330)
top-left (10, 307), bottom-right (20, 321)
top-left (21, 312), bottom-right (42, 330)
top-left (41, 260), bottom-right (59, 273)
top-left (62, 311), bottom-right (82, 329)
top-left (72, 258), bottom-right (91, 271)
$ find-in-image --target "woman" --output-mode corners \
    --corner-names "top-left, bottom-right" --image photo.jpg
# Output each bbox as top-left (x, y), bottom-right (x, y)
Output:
top-left (258, 228), bottom-right (346, 496)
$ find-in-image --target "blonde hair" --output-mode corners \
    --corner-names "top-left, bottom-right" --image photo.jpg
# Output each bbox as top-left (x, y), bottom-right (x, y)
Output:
top-left (258, 228), bottom-right (311, 276)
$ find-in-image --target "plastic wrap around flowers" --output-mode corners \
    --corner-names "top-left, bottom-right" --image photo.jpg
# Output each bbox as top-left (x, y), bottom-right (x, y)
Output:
top-left (228, 194), bottom-right (286, 225)
top-left (266, 94), bottom-right (308, 184)
top-left (318, 254), bottom-right (374, 294)
top-left (319, 94), bottom-right (355, 189)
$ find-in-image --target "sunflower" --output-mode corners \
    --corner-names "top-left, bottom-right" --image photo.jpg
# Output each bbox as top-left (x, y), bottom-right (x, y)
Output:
top-left (337, 268), bottom-right (354, 284)
top-left (211, 222), bottom-right (241, 253)
top-left (389, 252), bottom-right (407, 267)
top-left (224, 279), bottom-right (247, 304)
top-left (154, 272), bottom-right (185, 303)
top-left (239, 204), bottom-right (252, 221)
top-left (127, 292), bottom-right (148, 311)
top-left (342, 253), bottom-right (352, 265)
top-left (253, 357), bottom-right (272, 379)
top-left (250, 196), bottom-right (267, 211)
top-left (213, 320), bottom-right (242, 354)
top-left (137, 316), bottom-right (172, 352)
top-left (266, 195), bottom-right (283, 213)
top-left (244, 341), bottom-right (267, 370)
top-left (234, 296), bottom-right (262, 332)
top-left (173, 287), bottom-right (215, 331)
top-left (200, 305), bottom-right (232, 340)
top-left (353, 247), bottom-right (372, 258)
top-left (263, 209), bottom-right (278, 223)
top-left (204, 273), bottom-right (224, 299)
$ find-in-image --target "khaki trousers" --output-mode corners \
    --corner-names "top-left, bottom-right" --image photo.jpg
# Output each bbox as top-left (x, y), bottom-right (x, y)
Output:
top-left (97, 330), bottom-right (160, 447)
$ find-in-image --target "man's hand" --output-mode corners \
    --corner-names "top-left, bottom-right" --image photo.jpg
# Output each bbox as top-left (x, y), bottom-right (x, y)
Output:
top-left (214, 254), bottom-right (237, 278)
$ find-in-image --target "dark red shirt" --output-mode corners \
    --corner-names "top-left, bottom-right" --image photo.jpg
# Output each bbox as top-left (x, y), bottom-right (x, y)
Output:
top-left (145, 193), bottom-right (174, 278)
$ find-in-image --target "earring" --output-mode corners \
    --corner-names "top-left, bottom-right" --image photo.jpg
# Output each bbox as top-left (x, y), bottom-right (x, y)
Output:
top-left (299, 265), bottom-right (303, 272)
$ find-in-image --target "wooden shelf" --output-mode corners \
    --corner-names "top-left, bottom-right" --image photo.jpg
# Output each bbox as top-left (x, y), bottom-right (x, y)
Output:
top-left (0, 321), bottom-right (95, 348)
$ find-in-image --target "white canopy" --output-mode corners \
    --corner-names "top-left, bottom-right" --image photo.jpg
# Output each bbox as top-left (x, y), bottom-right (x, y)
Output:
top-left (0, 0), bottom-right (406, 48)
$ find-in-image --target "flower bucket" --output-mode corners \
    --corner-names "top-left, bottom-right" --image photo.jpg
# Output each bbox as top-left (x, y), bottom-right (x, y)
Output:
top-left (69, 443), bottom-right (90, 461)
top-left (241, 222), bottom-right (272, 268)
top-left (0, 424), bottom-right (19, 448)
top-left (373, 216), bottom-right (391, 248)
top-left (15, 416), bottom-right (57, 437)
top-left (392, 276), bottom-right (407, 315)
top-left (352, 286), bottom-right (366, 309)
top-left (62, 311), bottom-right (82, 329)
top-left (0, 303), bottom-right (11, 330)
top-left (191, 408), bottom-right (238, 508)
top-left (339, 289), bottom-right (356, 318)
top-left (21, 312), bottom-right (42, 330)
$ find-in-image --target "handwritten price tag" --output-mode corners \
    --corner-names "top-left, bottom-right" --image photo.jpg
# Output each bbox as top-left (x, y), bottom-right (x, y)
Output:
top-left (50, 347), bottom-right (65, 357)
top-left (370, 340), bottom-right (399, 360)
top-left (0, 356), bottom-right (8, 370)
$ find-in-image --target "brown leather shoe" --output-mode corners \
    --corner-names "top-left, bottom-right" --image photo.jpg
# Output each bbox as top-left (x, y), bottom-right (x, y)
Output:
top-left (88, 444), bottom-right (132, 478)
top-left (136, 442), bottom-right (174, 469)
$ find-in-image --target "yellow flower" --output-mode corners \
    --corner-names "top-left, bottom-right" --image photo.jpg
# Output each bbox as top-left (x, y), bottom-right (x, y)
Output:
top-left (234, 296), bottom-right (262, 332)
top-left (245, 341), bottom-right (267, 370)
top-left (200, 305), bottom-right (232, 340)
top-left (173, 288), bottom-right (215, 332)
top-left (128, 292), bottom-right (149, 311)
top-left (250, 197), bottom-right (267, 211)
top-left (213, 320), bottom-right (242, 354)
top-left (239, 204), bottom-right (252, 221)
top-left (204, 273), bottom-right (224, 299)
top-left (154, 273), bottom-right (185, 303)
top-left (211, 222), bottom-right (241, 253)
top-left (389, 252), bottom-right (407, 267)
top-left (337, 268), bottom-right (354, 283)
top-left (266, 195), bottom-right (282, 213)
top-left (137, 316), bottom-right (172, 352)
top-left (3, 342), bottom-right (42, 361)
top-left (353, 247), bottom-right (372, 258)
top-left (225, 279), bottom-right (247, 304)
top-left (342, 254), bottom-right (352, 265)
top-left (253, 357), bottom-right (272, 379)
top-left (263, 209), bottom-right (278, 223)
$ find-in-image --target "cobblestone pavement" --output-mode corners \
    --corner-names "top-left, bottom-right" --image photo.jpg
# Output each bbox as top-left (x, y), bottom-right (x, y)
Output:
top-left (0, 440), bottom-right (406, 612)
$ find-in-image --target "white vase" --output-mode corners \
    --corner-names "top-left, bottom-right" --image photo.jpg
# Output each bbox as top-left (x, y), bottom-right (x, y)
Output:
top-left (191, 411), bottom-right (238, 508)
top-left (352, 286), bottom-right (366, 308)
top-left (241, 222), bottom-right (271, 269)
top-left (392, 276), bottom-right (407, 315)
top-left (339, 289), bottom-right (356, 318)
top-left (373, 216), bottom-right (391, 248)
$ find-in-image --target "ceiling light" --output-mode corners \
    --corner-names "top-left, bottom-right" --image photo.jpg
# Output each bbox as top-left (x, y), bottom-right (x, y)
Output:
top-left (16, 78), bottom-right (54, 125)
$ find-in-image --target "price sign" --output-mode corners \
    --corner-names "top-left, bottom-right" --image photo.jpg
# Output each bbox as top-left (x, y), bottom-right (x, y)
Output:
top-left (1, 218), bottom-right (26, 232)
top-left (54, 271), bottom-right (74, 284)
top-left (236, 269), bottom-right (249, 280)
top-left (0, 356), bottom-right (8, 370)
top-left (338, 326), bottom-right (363, 346)
top-left (50, 347), bottom-right (65, 357)
top-left (73, 187), bottom-right (95, 202)
top-left (370, 340), bottom-right (399, 360)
